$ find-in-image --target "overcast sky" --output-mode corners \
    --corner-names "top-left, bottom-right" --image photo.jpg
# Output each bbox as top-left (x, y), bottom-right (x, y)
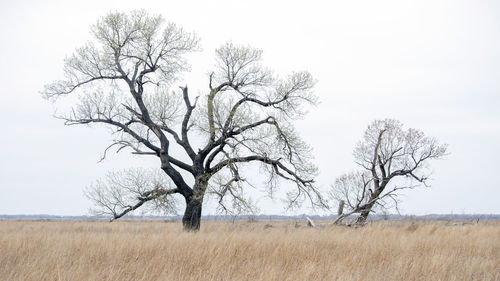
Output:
top-left (1, 0), bottom-right (499, 216)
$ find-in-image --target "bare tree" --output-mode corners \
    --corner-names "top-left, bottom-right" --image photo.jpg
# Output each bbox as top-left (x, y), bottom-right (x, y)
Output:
top-left (331, 119), bottom-right (447, 225)
top-left (43, 10), bottom-right (323, 231)
top-left (85, 168), bottom-right (179, 219)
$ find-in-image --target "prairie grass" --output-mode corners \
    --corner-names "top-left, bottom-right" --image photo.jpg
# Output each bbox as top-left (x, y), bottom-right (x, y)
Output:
top-left (0, 220), bottom-right (499, 280)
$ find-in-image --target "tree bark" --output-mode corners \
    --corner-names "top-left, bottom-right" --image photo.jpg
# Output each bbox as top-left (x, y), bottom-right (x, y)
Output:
top-left (356, 209), bottom-right (370, 224)
top-left (355, 192), bottom-right (380, 224)
top-left (181, 175), bottom-right (208, 231)
top-left (182, 197), bottom-right (202, 231)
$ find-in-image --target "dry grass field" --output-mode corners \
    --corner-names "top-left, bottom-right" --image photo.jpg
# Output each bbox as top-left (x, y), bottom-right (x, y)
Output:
top-left (0, 220), bottom-right (499, 281)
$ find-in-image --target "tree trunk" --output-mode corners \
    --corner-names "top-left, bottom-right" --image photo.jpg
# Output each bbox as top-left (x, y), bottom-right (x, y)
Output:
top-left (182, 197), bottom-right (202, 231)
top-left (181, 174), bottom-right (209, 231)
top-left (356, 197), bottom-right (378, 224)
top-left (356, 185), bottom-right (385, 225)
top-left (356, 209), bottom-right (370, 224)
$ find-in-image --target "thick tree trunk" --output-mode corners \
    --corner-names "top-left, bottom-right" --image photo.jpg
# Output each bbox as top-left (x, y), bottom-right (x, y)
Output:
top-left (182, 197), bottom-right (202, 231)
top-left (181, 175), bottom-right (208, 231)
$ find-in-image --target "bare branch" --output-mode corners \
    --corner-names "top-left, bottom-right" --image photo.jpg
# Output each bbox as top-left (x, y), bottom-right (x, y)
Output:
top-left (332, 119), bottom-right (448, 224)
top-left (85, 168), bottom-right (180, 220)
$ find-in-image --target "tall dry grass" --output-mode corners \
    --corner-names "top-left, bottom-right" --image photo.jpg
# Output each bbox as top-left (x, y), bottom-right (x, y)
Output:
top-left (0, 220), bottom-right (499, 281)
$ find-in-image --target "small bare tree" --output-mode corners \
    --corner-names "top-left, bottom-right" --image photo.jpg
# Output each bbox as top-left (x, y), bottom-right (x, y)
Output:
top-left (331, 119), bottom-right (447, 225)
top-left (43, 10), bottom-right (323, 231)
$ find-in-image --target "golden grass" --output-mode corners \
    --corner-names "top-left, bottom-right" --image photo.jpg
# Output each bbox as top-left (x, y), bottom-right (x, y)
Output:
top-left (0, 220), bottom-right (499, 281)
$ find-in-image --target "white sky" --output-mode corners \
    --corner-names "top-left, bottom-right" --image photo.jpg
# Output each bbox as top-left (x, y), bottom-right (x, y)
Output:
top-left (0, 0), bottom-right (499, 216)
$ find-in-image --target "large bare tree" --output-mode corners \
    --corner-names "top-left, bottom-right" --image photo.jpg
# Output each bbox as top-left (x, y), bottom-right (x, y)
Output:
top-left (42, 10), bottom-right (323, 231)
top-left (331, 119), bottom-right (447, 225)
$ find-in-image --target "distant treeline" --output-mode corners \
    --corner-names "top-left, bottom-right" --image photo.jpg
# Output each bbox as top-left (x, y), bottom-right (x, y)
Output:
top-left (1, 214), bottom-right (499, 221)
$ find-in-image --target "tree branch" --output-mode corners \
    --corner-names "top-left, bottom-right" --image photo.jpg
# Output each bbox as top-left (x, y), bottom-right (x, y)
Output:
top-left (111, 188), bottom-right (179, 221)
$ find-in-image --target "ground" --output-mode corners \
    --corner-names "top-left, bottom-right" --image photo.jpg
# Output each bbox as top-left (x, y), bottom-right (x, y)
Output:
top-left (0, 220), bottom-right (499, 280)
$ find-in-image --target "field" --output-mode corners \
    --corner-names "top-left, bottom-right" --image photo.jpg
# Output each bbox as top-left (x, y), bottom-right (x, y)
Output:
top-left (0, 220), bottom-right (499, 281)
